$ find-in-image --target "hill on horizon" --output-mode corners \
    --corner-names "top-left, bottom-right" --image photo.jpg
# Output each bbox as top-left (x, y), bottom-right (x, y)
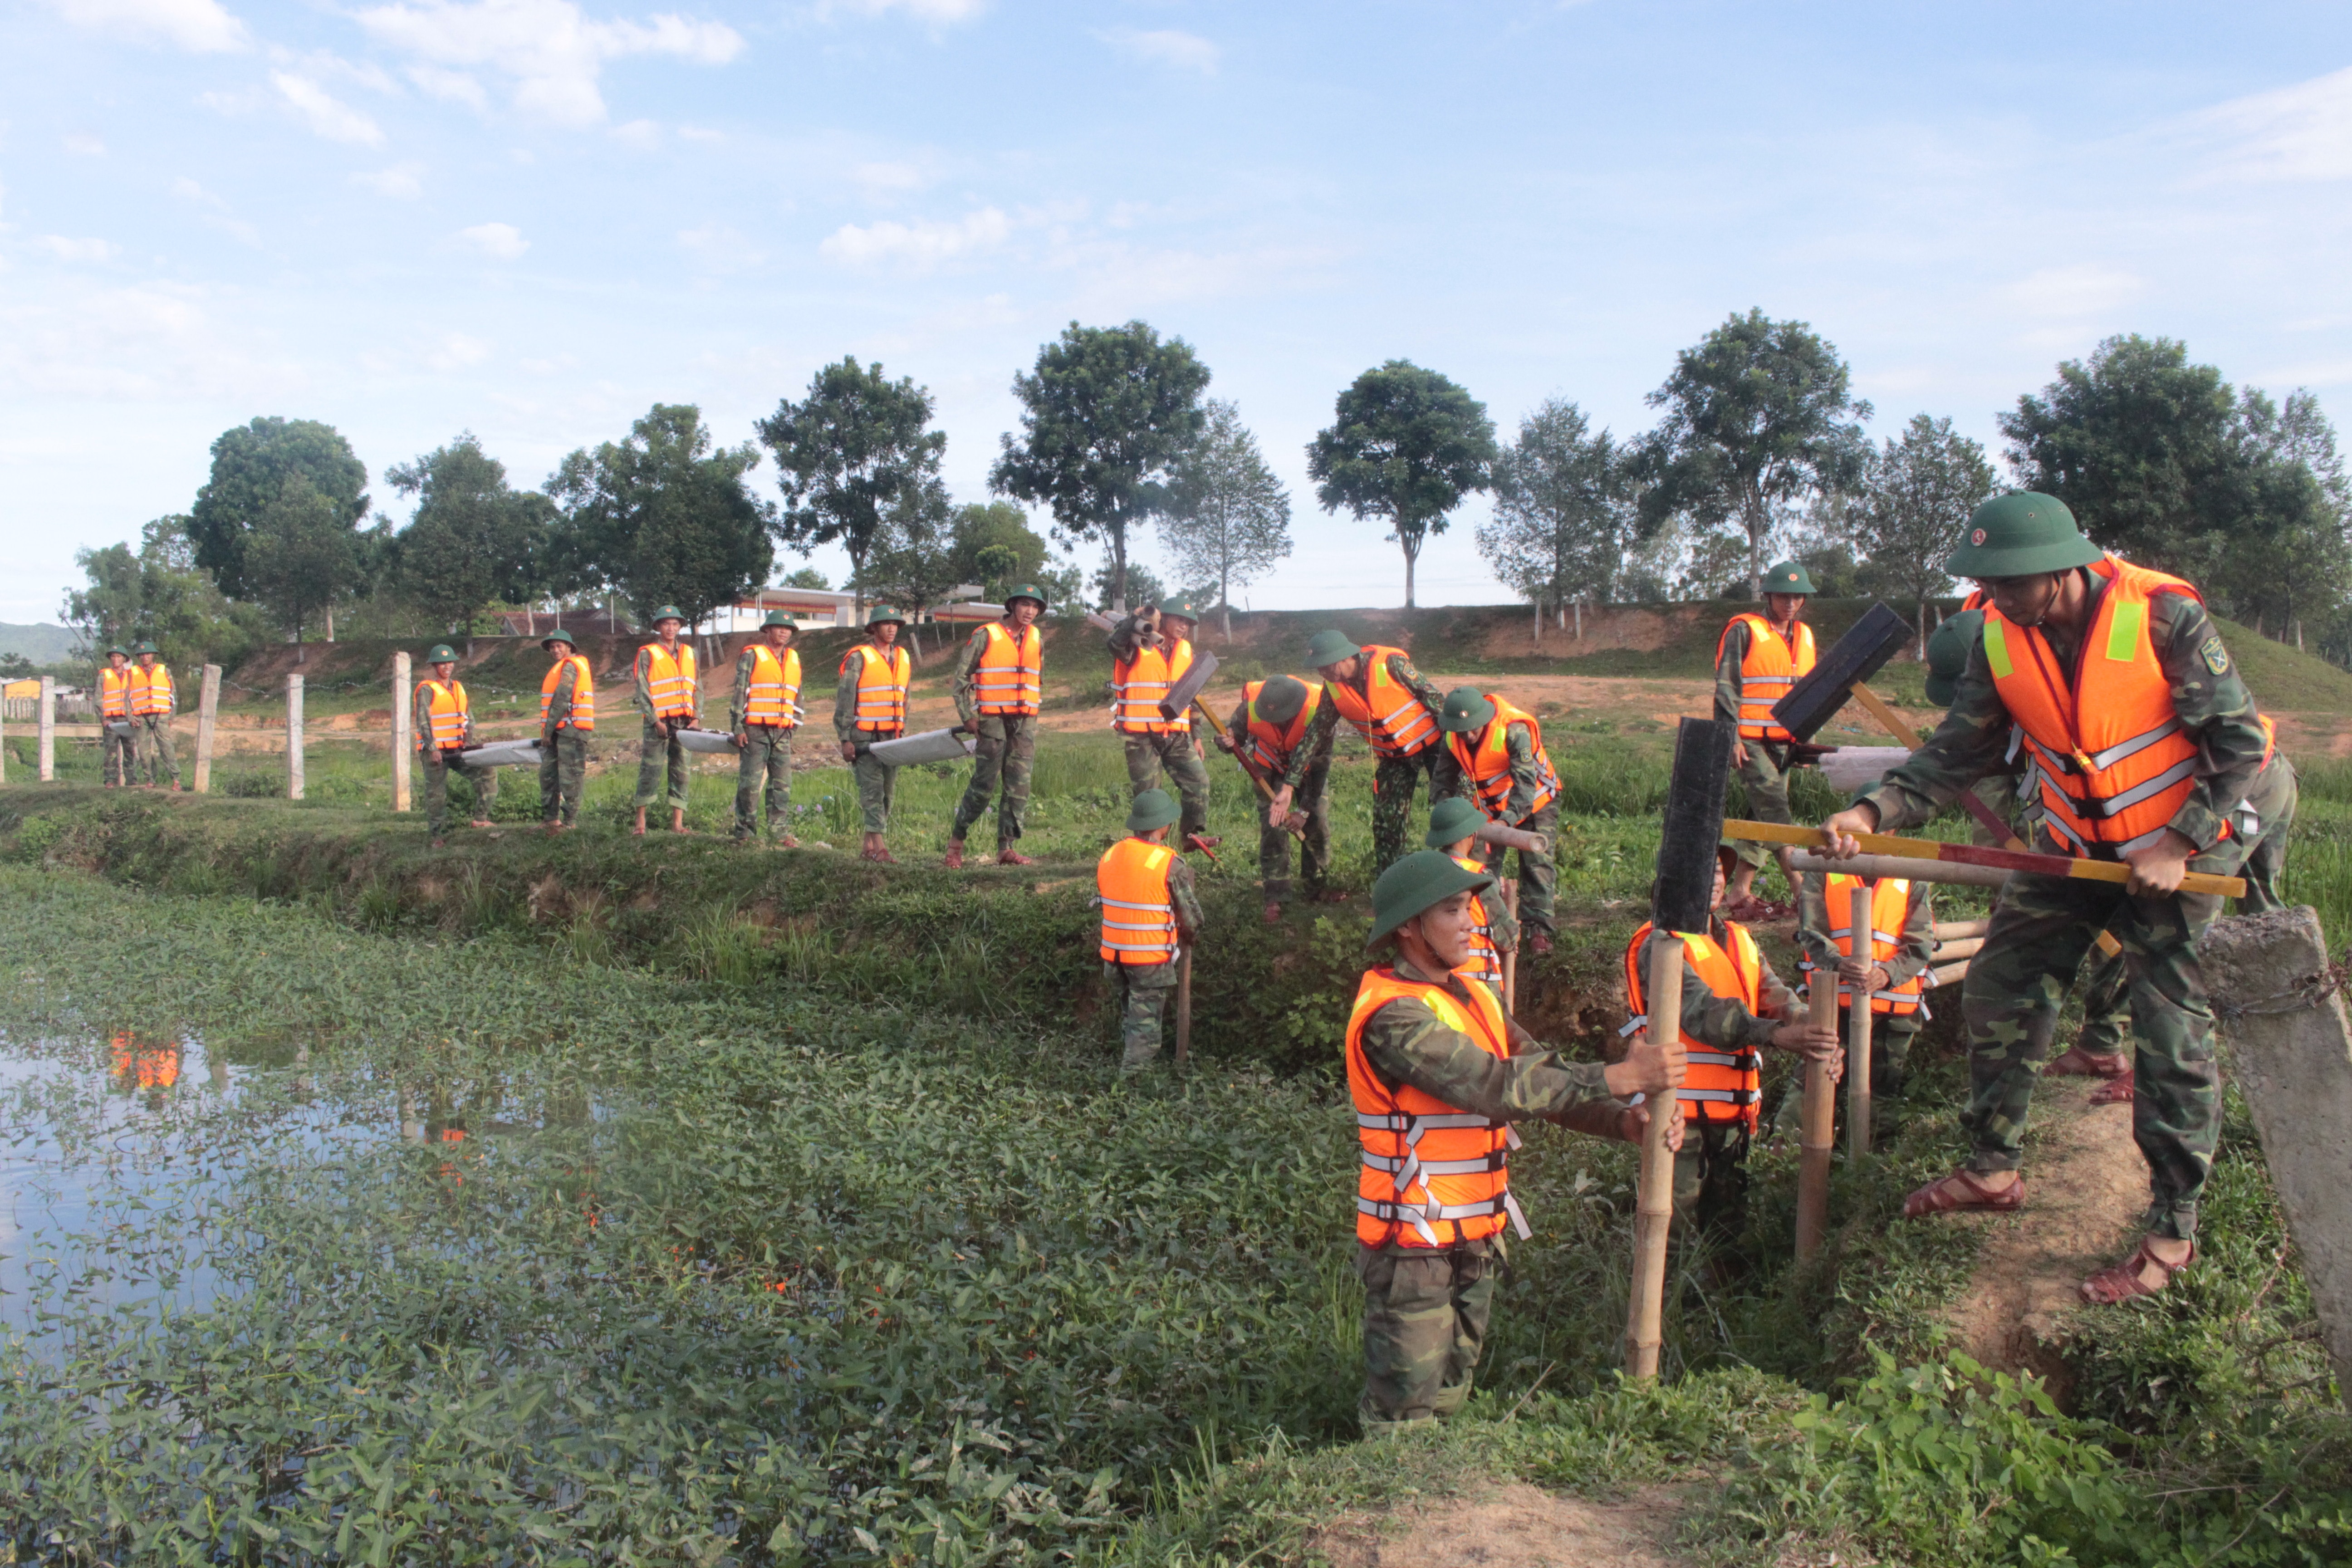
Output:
top-left (0, 623), bottom-right (80, 664)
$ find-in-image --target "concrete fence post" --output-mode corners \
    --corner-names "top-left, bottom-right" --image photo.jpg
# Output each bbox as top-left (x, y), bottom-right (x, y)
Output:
top-left (392, 651), bottom-right (412, 812)
top-left (286, 673), bottom-right (305, 800)
top-left (193, 665), bottom-right (220, 794)
top-left (38, 676), bottom-right (55, 782)
top-left (0, 690), bottom-right (8, 784)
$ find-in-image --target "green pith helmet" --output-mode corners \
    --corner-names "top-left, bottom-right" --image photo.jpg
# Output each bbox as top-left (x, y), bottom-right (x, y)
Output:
top-left (761, 610), bottom-right (797, 629)
top-left (1156, 596), bottom-right (1200, 625)
top-left (131, 640), bottom-right (158, 655)
top-left (1924, 610), bottom-right (1984, 708)
top-left (1761, 561), bottom-right (1816, 596)
top-left (1945, 492), bottom-right (2102, 579)
top-left (1304, 629), bottom-right (1362, 670)
top-left (648, 605), bottom-right (686, 628)
top-left (1253, 674), bottom-right (1310, 726)
top-left (1003, 583), bottom-right (1047, 611)
top-left (426, 644), bottom-right (458, 664)
top-left (1368, 849), bottom-right (1495, 947)
top-left (104, 644), bottom-right (129, 659)
top-left (1439, 686), bottom-right (1497, 733)
top-left (867, 605), bottom-right (907, 628)
top-left (1126, 788), bottom-right (1181, 833)
top-left (542, 628), bottom-right (577, 650)
top-left (1425, 796), bottom-right (1485, 849)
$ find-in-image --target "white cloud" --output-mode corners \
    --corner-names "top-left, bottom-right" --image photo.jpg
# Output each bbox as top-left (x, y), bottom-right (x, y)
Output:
top-left (356, 0), bottom-right (744, 128)
top-left (678, 124), bottom-right (724, 142)
top-left (611, 118), bottom-right (661, 147)
top-left (818, 0), bottom-right (984, 23)
top-left (408, 64), bottom-right (489, 106)
top-left (271, 72), bottom-right (386, 145)
top-left (2190, 64), bottom-right (2352, 183)
top-left (171, 178), bottom-right (262, 243)
top-left (64, 133), bottom-right (106, 156)
top-left (38, 0), bottom-right (246, 52)
top-left (819, 207), bottom-right (1009, 270)
top-left (1096, 27), bottom-right (1218, 74)
top-left (426, 332), bottom-right (490, 368)
top-left (36, 235), bottom-right (120, 263)
top-left (1998, 264), bottom-right (2146, 318)
top-left (353, 163), bottom-right (426, 198)
top-left (456, 221), bottom-right (529, 259)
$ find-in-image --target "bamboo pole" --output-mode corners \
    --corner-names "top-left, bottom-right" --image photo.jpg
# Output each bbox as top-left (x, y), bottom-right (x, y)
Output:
top-left (1795, 968), bottom-right (1838, 1262)
top-left (286, 674), bottom-right (305, 800)
top-left (1847, 882), bottom-right (1873, 1158)
top-left (1932, 935), bottom-right (1985, 962)
top-left (1624, 928), bottom-right (1684, 1380)
top-left (1500, 880), bottom-right (1519, 1015)
top-left (1932, 918), bottom-right (1989, 941)
top-left (1789, 849), bottom-right (2009, 888)
top-left (193, 665), bottom-right (220, 794)
top-left (1930, 959), bottom-right (1972, 990)
top-left (37, 677), bottom-right (55, 782)
top-left (1173, 946), bottom-right (1192, 1070)
top-left (1732, 819), bottom-right (2246, 899)
top-left (392, 652), bottom-right (413, 813)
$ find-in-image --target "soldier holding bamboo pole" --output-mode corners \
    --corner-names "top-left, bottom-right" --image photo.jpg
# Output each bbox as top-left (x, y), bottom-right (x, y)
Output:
top-left (1274, 630), bottom-right (1452, 876)
top-left (1215, 674), bottom-right (1337, 921)
top-left (1431, 685), bottom-right (1563, 956)
top-left (1794, 871), bottom-right (1934, 1107)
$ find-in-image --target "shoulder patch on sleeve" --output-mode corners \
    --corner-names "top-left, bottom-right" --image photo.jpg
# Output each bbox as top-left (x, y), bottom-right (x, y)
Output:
top-left (2199, 636), bottom-right (2230, 676)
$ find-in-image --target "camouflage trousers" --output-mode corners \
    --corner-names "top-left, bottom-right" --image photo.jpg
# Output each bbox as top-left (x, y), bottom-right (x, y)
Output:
top-left (1106, 958), bottom-right (1178, 1071)
top-left (2076, 755), bottom-right (2298, 1056)
top-left (634, 719), bottom-right (691, 811)
top-left (137, 715), bottom-right (180, 788)
top-left (1124, 731), bottom-right (1210, 840)
top-left (421, 746), bottom-right (497, 836)
top-left (1960, 833), bottom-right (2253, 1241)
top-left (1355, 1239), bottom-right (1498, 1432)
top-left (733, 725), bottom-right (794, 841)
top-left (1259, 759), bottom-right (1332, 901)
top-left (1965, 769), bottom-right (2023, 847)
top-left (1730, 743), bottom-right (1792, 873)
top-left (1498, 800), bottom-right (1560, 938)
top-left (539, 728), bottom-right (588, 827)
top-left (1672, 1120), bottom-right (1750, 1239)
top-left (853, 750), bottom-right (897, 833)
top-left (952, 714), bottom-right (1035, 846)
top-left (1371, 748), bottom-right (1451, 876)
top-left (100, 724), bottom-right (135, 785)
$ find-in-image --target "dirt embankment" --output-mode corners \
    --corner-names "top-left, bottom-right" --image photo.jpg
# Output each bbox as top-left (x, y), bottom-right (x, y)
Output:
top-left (1311, 1483), bottom-right (1691, 1568)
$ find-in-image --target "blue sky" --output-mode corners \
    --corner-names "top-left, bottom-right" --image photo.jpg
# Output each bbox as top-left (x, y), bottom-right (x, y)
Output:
top-left (4, 0), bottom-right (2350, 623)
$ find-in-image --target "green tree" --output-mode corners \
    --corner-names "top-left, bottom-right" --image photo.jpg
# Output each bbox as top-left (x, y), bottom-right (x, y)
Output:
top-left (991, 320), bottom-right (1212, 614)
top-left (781, 565), bottom-right (830, 591)
top-left (549, 404), bottom-right (776, 629)
top-left (245, 475), bottom-right (369, 655)
top-left (1637, 309), bottom-right (1873, 598)
top-left (864, 478), bottom-right (965, 657)
top-left (1091, 556), bottom-right (1166, 612)
top-left (63, 515), bottom-right (265, 675)
top-left (1308, 361), bottom-right (1496, 608)
top-left (758, 358), bottom-right (946, 612)
top-left (387, 433), bottom-right (554, 647)
top-left (1161, 399), bottom-right (1291, 640)
top-left (949, 500), bottom-right (1049, 602)
top-left (1474, 397), bottom-right (1633, 642)
top-left (1849, 413), bottom-right (1997, 647)
top-left (187, 416), bottom-right (370, 601)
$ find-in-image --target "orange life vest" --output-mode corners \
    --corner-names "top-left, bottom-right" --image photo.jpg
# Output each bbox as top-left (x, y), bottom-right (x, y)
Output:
top-left (1982, 557), bottom-right (2208, 858)
top-left (1097, 837), bottom-right (1178, 964)
top-left (845, 643), bottom-right (911, 734)
top-left (1717, 614), bottom-right (1816, 740)
top-left (1451, 854), bottom-right (1504, 988)
top-left (1241, 678), bottom-right (1322, 774)
top-left (741, 645), bottom-right (802, 727)
top-left (1797, 875), bottom-right (1927, 1017)
top-left (129, 662), bottom-right (174, 717)
top-left (972, 621), bottom-right (1043, 716)
top-left (417, 679), bottom-right (469, 751)
top-left (99, 666), bottom-right (132, 720)
top-left (541, 654), bottom-right (595, 731)
top-left (1443, 694), bottom-right (1561, 820)
top-left (642, 642), bottom-right (697, 721)
top-left (1346, 965), bottom-right (1530, 1248)
top-left (109, 1030), bottom-right (181, 1091)
top-left (1324, 645), bottom-right (1441, 757)
top-left (1623, 919), bottom-right (1766, 1129)
top-left (1113, 636), bottom-right (1192, 734)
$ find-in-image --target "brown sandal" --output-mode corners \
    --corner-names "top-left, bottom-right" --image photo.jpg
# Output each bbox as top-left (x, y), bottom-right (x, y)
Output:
top-left (2089, 1070), bottom-right (2136, 1106)
top-left (2081, 1238), bottom-right (2195, 1303)
top-left (2047, 1045), bottom-right (2130, 1079)
top-left (1902, 1168), bottom-right (2025, 1218)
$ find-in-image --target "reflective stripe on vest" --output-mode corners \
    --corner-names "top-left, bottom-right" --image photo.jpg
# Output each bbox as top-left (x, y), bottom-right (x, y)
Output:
top-left (417, 679), bottom-right (469, 750)
top-left (99, 667), bottom-right (132, 720)
top-left (541, 655), bottom-right (595, 731)
top-left (1324, 646), bottom-right (1440, 756)
top-left (1807, 874), bottom-right (1926, 1018)
top-left (1242, 678), bottom-right (1322, 774)
top-left (1097, 837), bottom-right (1178, 963)
top-left (129, 664), bottom-right (174, 717)
top-left (1452, 854), bottom-right (1503, 987)
top-left (1345, 967), bottom-right (1529, 1248)
top-left (1717, 615), bottom-right (1817, 740)
top-left (1443, 694), bottom-right (1561, 819)
top-left (848, 644), bottom-right (911, 734)
top-left (973, 622), bottom-right (1043, 716)
top-left (1112, 638), bottom-right (1192, 733)
top-left (742, 645), bottom-right (802, 726)
top-left (1623, 920), bottom-right (1766, 1127)
top-left (1981, 557), bottom-right (2205, 858)
top-left (643, 643), bottom-right (697, 720)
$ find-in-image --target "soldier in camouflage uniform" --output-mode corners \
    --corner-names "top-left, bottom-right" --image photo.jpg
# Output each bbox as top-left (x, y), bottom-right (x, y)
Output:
top-left (414, 645), bottom-right (496, 843)
top-left (729, 612), bottom-right (802, 847)
top-left (1716, 563), bottom-right (1818, 914)
top-left (1430, 685), bottom-right (1563, 954)
top-left (946, 584), bottom-right (1048, 868)
top-left (1821, 495), bottom-right (2270, 1303)
top-left (1216, 674), bottom-right (1338, 922)
top-left (538, 629), bottom-right (593, 832)
top-left (632, 607), bottom-right (696, 834)
top-left (97, 645), bottom-right (135, 787)
top-left (1348, 851), bottom-right (1682, 1432)
top-left (1097, 790), bottom-right (1205, 1072)
top-left (1272, 629), bottom-right (1456, 877)
top-left (1106, 597), bottom-right (1216, 853)
top-left (834, 606), bottom-right (912, 862)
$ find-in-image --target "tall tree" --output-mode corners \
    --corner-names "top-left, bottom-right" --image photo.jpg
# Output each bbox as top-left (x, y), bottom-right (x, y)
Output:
top-left (245, 474), bottom-right (368, 654)
top-left (1160, 400), bottom-right (1292, 639)
top-left (549, 404), bottom-right (775, 628)
top-left (1474, 397), bottom-right (1634, 642)
top-left (387, 433), bottom-right (554, 646)
top-left (64, 515), bottom-right (265, 673)
top-left (758, 358), bottom-right (946, 613)
top-left (863, 478), bottom-right (964, 657)
top-left (1637, 309), bottom-right (1873, 598)
top-left (948, 501), bottom-right (1050, 603)
top-left (187, 416), bottom-right (370, 601)
top-left (1848, 413), bottom-right (1997, 648)
top-left (1308, 361), bottom-right (1496, 608)
top-left (991, 320), bottom-right (1211, 614)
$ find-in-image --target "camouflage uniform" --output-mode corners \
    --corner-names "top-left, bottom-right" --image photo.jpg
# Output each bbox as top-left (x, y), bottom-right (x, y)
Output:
top-left (1107, 853), bottom-right (1205, 1071)
top-left (135, 698), bottom-right (181, 788)
top-left (1106, 612), bottom-right (1210, 841)
top-left (632, 642), bottom-right (694, 812)
top-left (1716, 619), bottom-right (1800, 875)
top-left (1225, 697), bottom-right (1332, 903)
top-left (421, 747), bottom-right (497, 836)
top-left (1640, 921), bottom-right (1799, 1235)
top-left (1283, 651), bottom-right (1455, 874)
top-left (1855, 583), bottom-right (2269, 1241)
top-left (1794, 875), bottom-right (1936, 1100)
top-left (1431, 719), bottom-right (1560, 938)
top-left (539, 659), bottom-right (590, 827)
top-left (1354, 955), bottom-right (1629, 1431)
top-left (950, 621), bottom-right (1038, 849)
top-left (832, 647), bottom-right (899, 834)
top-left (729, 642), bottom-right (798, 842)
top-left (100, 722), bottom-right (135, 786)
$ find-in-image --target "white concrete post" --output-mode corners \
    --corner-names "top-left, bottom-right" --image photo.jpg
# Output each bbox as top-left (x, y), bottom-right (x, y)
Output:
top-left (37, 676), bottom-right (55, 782)
top-left (286, 673), bottom-right (305, 800)
top-left (0, 692), bottom-right (7, 784)
top-left (193, 665), bottom-right (220, 794)
top-left (392, 651), bottom-right (412, 812)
